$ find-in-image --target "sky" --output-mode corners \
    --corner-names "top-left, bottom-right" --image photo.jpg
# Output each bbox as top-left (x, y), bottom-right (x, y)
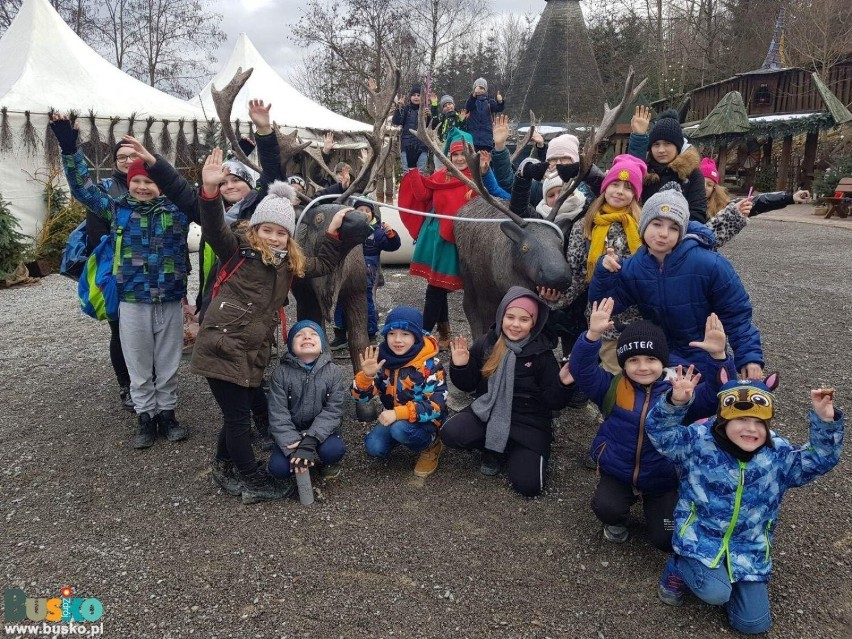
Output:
top-left (213, 0), bottom-right (542, 84)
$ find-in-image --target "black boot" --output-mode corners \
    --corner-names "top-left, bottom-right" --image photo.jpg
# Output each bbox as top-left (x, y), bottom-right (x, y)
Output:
top-left (238, 467), bottom-right (294, 505)
top-left (158, 409), bottom-right (187, 442)
top-left (119, 385), bottom-right (134, 412)
top-left (211, 457), bottom-right (243, 496)
top-left (253, 413), bottom-right (274, 451)
top-left (133, 413), bottom-right (157, 449)
top-left (329, 327), bottom-right (348, 352)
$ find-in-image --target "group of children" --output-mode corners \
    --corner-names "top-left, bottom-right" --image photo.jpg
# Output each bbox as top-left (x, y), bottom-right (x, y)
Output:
top-left (53, 98), bottom-right (844, 634)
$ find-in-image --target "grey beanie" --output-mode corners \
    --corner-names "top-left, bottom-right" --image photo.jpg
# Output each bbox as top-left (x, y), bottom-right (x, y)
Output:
top-left (249, 181), bottom-right (296, 235)
top-left (222, 159), bottom-right (257, 189)
top-left (440, 94), bottom-right (455, 108)
top-left (639, 183), bottom-right (690, 241)
top-left (473, 77), bottom-right (488, 92)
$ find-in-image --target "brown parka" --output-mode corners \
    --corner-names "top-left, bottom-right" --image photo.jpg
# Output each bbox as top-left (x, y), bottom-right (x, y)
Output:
top-left (190, 194), bottom-right (342, 387)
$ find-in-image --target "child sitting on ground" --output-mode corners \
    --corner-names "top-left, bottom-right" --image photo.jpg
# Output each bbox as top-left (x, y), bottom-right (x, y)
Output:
top-left (330, 198), bottom-right (401, 349)
top-left (464, 77), bottom-right (504, 152)
top-left (354, 307), bottom-right (448, 477)
top-left (267, 320), bottom-right (347, 482)
top-left (569, 299), bottom-right (736, 547)
top-left (441, 287), bottom-right (575, 497)
top-left (647, 371), bottom-right (843, 634)
top-left (589, 183), bottom-right (764, 381)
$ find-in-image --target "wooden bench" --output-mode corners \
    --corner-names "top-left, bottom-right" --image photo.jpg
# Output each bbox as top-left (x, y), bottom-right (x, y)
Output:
top-left (822, 177), bottom-right (852, 219)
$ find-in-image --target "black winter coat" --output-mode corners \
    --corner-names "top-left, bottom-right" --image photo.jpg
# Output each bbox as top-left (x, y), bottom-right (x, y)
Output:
top-left (450, 330), bottom-right (572, 455)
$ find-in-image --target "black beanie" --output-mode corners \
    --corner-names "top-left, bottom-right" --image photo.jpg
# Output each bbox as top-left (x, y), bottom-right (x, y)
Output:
top-left (112, 140), bottom-right (132, 161)
top-left (648, 109), bottom-right (684, 153)
top-left (616, 320), bottom-right (669, 369)
top-left (410, 84), bottom-right (421, 96)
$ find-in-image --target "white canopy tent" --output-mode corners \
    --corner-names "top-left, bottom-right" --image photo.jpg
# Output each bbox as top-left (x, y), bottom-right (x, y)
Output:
top-left (0, 0), bottom-right (207, 237)
top-left (191, 33), bottom-right (372, 142)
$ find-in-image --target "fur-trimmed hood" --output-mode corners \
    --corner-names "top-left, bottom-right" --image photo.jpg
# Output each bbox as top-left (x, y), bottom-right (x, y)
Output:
top-left (645, 146), bottom-right (701, 184)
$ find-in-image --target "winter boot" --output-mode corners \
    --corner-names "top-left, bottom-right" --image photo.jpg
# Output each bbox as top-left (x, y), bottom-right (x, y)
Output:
top-left (658, 555), bottom-right (687, 606)
top-left (252, 413), bottom-right (274, 451)
top-left (603, 524), bottom-right (629, 543)
top-left (133, 413), bottom-right (157, 449)
top-left (158, 410), bottom-right (187, 442)
top-left (480, 449), bottom-right (502, 476)
top-left (414, 437), bottom-right (444, 477)
top-left (239, 467), bottom-right (293, 505)
top-left (119, 385), bottom-right (134, 412)
top-left (211, 458), bottom-right (243, 496)
top-left (436, 322), bottom-right (451, 350)
top-left (329, 327), bottom-right (348, 352)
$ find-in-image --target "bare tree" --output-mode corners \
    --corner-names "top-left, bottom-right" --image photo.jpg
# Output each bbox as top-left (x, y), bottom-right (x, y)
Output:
top-left (492, 11), bottom-right (537, 91)
top-left (785, 0), bottom-right (852, 76)
top-left (88, 0), bottom-right (137, 71)
top-left (401, 0), bottom-right (491, 74)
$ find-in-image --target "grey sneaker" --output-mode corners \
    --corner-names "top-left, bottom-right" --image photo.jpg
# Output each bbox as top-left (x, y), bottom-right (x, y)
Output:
top-left (157, 410), bottom-right (187, 442)
top-left (239, 468), bottom-right (294, 505)
top-left (320, 464), bottom-right (342, 480)
top-left (480, 450), bottom-right (501, 476)
top-left (132, 413), bottom-right (157, 449)
top-left (603, 524), bottom-right (629, 543)
top-left (211, 458), bottom-right (242, 496)
top-left (658, 555), bottom-right (687, 606)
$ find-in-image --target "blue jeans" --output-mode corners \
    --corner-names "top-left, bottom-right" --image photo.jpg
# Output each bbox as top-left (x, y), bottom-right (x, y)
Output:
top-left (267, 434), bottom-right (347, 478)
top-left (676, 556), bottom-right (772, 634)
top-left (401, 150), bottom-right (428, 175)
top-left (334, 262), bottom-right (378, 335)
top-left (364, 419), bottom-right (435, 456)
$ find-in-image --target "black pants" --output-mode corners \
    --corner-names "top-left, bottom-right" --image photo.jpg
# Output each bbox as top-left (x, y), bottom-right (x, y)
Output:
top-left (108, 319), bottom-right (130, 388)
top-left (207, 378), bottom-right (268, 475)
top-left (441, 409), bottom-right (548, 498)
top-left (423, 285), bottom-right (449, 332)
top-left (591, 472), bottom-right (679, 551)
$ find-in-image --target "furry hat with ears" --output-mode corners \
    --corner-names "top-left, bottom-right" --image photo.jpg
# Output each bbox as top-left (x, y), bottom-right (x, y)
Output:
top-left (715, 369), bottom-right (779, 448)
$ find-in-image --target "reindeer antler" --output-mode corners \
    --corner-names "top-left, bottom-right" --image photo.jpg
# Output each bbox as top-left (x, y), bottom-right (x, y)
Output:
top-left (511, 110), bottom-right (537, 164)
top-left (547, 67), bottom-right (648, 222)
top-left (335, 62), bottom-right (402, 203)
top-left (413, 107), bottom-right (528, 228)
top-left (211, 67), bottom-right (262, 173)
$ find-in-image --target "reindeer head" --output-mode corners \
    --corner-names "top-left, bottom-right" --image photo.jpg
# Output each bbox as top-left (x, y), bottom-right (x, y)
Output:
top-left (499, 220), bottom-right (572, 291)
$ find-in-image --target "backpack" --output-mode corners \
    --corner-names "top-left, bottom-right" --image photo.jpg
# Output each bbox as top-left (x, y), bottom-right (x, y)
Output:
top-left (59, 221), bottom-right (89, 280)
top-left (77, 208), bottom-right (132, 321)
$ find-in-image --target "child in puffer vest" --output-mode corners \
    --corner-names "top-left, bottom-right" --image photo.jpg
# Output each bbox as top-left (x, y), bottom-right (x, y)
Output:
top-left (464, 77), bottom-right (504, 151)
top-left (568, 299), bottom-right (736, 548)
top-left (647, 370), bottom-right (843, 634)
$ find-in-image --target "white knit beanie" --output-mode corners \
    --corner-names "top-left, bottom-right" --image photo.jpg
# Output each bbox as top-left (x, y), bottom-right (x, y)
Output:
top-left (546, 134), bottom-right (580, 162)
top-left (249, 181), bottom-right (297, 235)
top-left (473, 77), bottom-right (488, 92)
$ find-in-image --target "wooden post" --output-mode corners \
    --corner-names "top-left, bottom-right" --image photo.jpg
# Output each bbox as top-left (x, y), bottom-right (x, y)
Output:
top-left (801, 130), bottom-right (819, 191)
top-left (776, 134), bottom-right (793, 190)
top-left (717, 144), bottom-right (728, 183)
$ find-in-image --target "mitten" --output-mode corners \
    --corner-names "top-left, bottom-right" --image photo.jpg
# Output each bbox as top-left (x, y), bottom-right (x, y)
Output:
top-left (49, 119), bottom-right (79, 155)
top-left (237, 136), bottom-right (256, 157)
top-left (519, 158), bottom-right (548, 181)
top-left (292, 435), bottom-right (319, 464)
top-left (556, 162), bottom-right (580, 181)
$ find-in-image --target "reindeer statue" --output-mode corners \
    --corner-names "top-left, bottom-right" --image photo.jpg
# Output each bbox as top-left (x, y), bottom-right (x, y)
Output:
top-left (413, 69), bottom-right (647, 338)
top-left (211, 64), bottom-right (401, 421)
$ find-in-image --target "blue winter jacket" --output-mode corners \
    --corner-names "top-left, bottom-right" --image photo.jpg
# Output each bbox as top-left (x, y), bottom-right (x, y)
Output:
top-left (63, 151), bottom-right (197, 304)
top-left (569, 333), bottom-right (736, 493)
top-left (645, 396), bottom-right (844, 582)
top-left (588, 221), bottom-right (763, 378)
top-left (362, 219), bottom-right (401, 267)
top-left (464, 94), bottom-right (505, 149)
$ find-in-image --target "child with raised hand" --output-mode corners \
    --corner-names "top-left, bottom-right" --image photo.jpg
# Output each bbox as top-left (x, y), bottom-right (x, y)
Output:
top-left (267, 320), bottom-right (347, 482)
top-left (194, 148), bottom-right (348, 505)
top-left (51, 116), bottom-right (197, 449)
top-left (589, 182), bottom-right (765, 381)
top-left (569, 298), bottom-right (736, 547)
top-left (628, 105), bottom-right (707, 222)
top-left (646, 372), bottom-right (843, 634)
top-left (354, 307), bottom-right (448, 477)
top-left (464, 77), bottom-right (505, 152)
top-left (440, 287), bottom-right (575, 497)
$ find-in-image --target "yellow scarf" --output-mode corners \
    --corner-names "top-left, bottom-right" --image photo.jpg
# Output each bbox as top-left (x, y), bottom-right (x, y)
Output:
top-left (585, 203), bottom-right (642, 282)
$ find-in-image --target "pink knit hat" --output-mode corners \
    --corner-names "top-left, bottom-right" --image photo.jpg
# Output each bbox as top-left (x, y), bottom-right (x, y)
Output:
top-left (507, 296), bottom-right (538, 323)
top-left (701, 157), bottom-right (720, 184)
top-left (546, 134), bottom-right (580, 162)
top-left (601, 155), bottom-right (647, 202)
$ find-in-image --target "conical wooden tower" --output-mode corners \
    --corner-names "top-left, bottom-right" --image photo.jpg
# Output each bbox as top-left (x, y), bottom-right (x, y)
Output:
top-left (506, 0), bottom-right (605, 124)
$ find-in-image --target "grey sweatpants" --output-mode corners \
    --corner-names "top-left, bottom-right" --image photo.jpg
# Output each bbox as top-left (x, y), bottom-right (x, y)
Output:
top-left (119, 300), bottom-right (183, 417)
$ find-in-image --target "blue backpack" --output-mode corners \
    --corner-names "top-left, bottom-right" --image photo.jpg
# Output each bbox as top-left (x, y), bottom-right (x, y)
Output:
top-left (77, 209), bottom-right (132, 321)
top-left (59, 221), bottom-right (89, 280)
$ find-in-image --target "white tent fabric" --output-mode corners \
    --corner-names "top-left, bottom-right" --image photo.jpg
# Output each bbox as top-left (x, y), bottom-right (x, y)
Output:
top-left (0, 0), bottom-right (205, 238)
top-left (191, 33), bottom-right (371, 138)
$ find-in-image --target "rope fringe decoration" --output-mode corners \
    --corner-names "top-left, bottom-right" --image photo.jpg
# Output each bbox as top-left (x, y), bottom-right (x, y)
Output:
top-left (159, 119), bottom-right (173, 157)
top-left (1, 107), bottom-right (13, 153)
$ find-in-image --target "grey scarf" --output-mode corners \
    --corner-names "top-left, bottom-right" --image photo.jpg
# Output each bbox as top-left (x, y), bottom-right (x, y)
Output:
top-left (471, 286), bottom-right (548, 454)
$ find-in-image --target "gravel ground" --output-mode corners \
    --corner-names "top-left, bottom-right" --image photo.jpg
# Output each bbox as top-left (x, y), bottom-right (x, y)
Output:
top-left (1, 216), bottom-right (850, 638)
